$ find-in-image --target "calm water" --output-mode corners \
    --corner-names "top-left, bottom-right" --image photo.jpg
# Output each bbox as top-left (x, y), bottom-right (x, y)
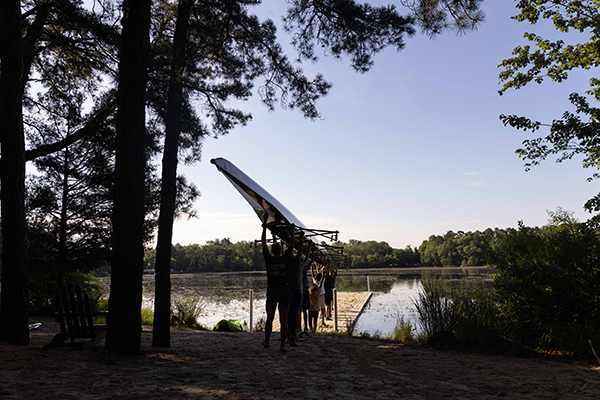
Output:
top-left (351, 269), bottom-right (493, 337)
top-left (352, 278), bottom-right (422, 337)
top-left (134, 268), bottom-right (493, 332)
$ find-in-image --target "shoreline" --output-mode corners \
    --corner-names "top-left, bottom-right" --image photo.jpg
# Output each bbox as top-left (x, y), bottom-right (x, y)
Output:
top-left (98, 265), bottom-right (495, 282)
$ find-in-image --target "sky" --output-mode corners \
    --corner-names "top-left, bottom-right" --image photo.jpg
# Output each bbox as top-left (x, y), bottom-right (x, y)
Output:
top-left (171, 1), bottom-right (598, 249)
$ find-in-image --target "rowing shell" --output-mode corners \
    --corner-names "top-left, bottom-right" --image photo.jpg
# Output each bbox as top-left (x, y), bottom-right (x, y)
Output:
top-left (210, 157), bottom-right (333, 265)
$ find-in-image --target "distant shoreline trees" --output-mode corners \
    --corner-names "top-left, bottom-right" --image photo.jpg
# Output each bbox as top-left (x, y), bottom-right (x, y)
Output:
top-left (144, 229), bottom-right (512, 273)
top-left (419, 228), bottom-right (508, 267)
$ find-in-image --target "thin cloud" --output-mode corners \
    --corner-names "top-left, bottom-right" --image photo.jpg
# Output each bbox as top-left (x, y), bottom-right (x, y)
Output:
top-left (441, 219), bottom-right (489, 226)
top-left (467, 180), bottom-right (485, 187)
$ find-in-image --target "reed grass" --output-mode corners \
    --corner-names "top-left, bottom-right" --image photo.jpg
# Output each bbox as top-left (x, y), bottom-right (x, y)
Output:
top-left (413, 278), bottom-right (455, 343)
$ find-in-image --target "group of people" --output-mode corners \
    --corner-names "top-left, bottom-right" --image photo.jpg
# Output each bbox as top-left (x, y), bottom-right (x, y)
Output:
top-left (261, 224), bottom-right (337, 352)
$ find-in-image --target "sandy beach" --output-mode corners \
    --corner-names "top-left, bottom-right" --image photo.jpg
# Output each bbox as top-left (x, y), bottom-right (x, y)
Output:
top-left (1, 321), bottom-right (598, 399)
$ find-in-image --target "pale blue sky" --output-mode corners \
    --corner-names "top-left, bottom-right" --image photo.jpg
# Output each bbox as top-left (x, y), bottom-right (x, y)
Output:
top-left (173, 1), bottom-right (597, 249)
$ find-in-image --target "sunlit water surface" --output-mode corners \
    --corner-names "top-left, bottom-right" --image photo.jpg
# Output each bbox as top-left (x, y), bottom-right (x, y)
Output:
top-left (352, 278), bottom-right (422, 337)
top-left (134, 268), bottom-right (492, 333)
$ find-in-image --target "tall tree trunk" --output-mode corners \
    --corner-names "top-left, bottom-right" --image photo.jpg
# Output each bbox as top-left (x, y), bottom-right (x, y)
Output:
top-left (152, 0), bottom-right (193, 348)
top-left (57, 149), bottom-right (70, 290)
top-left (106, 0), bottom-right (151, 354)
top-left (0, 0), bottom-right (30, 346)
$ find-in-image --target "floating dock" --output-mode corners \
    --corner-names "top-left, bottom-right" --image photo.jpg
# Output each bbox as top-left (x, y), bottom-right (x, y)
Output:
top-left (268, 291), bottom-right (372, 334)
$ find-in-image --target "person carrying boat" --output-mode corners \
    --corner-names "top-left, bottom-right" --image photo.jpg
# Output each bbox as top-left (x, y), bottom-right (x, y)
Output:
top-left (286, 231), bottom-right (306, 347)
top-left (324, 262), bottom-right (337, 321)
top-left (299, 241), bottom-right (315, 337)
top-left (309, 263), bottom-right (325, 332)
top-left (261, 223), bottom-right (296, 352)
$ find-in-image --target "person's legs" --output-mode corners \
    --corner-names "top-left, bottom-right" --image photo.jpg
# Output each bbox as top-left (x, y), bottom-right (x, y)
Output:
top-left (287, 291), bottom-right (300, 343)
top-left (297, 290), bottom-right (303, 335)
top-left (302, 288), bottom-right (310, 331)
top-left (324, 276), bottom-right (333, 318)
top-left (320, 294), bottom-right (326, 324)
top-left (278, 303), bottom-right (290, 352)
top-left (308, 310), bottom-right (317, 331)
top-left (264, 304), bottom-right (277, 348)
top-left (302, 308), bottom-right (308, 331)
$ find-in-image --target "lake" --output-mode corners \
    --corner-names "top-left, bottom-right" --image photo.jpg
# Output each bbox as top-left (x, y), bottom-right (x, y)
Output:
top-left (103, 267), bottom-right (494, 334)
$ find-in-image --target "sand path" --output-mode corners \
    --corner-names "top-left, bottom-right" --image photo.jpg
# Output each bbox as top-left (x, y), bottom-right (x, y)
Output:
top-left (0, 322), bottom-right (598, 399)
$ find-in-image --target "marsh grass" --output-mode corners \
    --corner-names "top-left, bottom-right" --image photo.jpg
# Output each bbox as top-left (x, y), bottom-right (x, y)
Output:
top-left (413, 278), bottom-right (512, 350)
top-left (538, 321), bottom-right (600, 362)
top-left (390, 317), bottom-right (415, 342)
top-left (589, 340), bottom-right (600, 365)
top-left (253, 316), bottom-right (266, 332)
top-left (344, 319), bottom-right (356, 336)
top-left (356, 330), bottom-right (383, 339)
top-left (141, 307), bottom-right (154, 325)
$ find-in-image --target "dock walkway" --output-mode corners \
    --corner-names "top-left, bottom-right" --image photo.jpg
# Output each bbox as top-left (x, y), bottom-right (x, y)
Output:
top-left (267, 291), bottom-right (372, 334)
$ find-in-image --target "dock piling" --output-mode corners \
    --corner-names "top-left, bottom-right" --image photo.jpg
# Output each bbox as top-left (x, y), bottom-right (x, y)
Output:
top-left (249, 289), bottom-right (253, 332)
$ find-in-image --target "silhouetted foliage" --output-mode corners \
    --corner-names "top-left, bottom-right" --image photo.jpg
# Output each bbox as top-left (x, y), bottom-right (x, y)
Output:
top-left (499, 1), bottom-right (600, 218)
top-left (415, 211), bottom-right (600, 359)
top-left (488, 217), bottom-right (600, 354)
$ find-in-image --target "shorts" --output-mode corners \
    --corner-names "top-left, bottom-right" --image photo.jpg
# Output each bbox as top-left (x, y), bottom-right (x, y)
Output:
top-left (266, 284), bottom-right (293, 307)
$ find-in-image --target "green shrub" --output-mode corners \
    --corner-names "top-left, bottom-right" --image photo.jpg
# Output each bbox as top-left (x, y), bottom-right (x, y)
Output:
top-left (141, 306), bottom-right (154, 325)
top-left (170, 295), bottom-right (204, 329)
top-left (451, 289), bottom-right (513, 352)
top-left (487, 219), bottom-right (600, 357)
top-left (29, 271), bottom-right (106, 316)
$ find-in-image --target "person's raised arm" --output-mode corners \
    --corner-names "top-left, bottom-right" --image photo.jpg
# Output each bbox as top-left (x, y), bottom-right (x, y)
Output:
top-left (295, 231), bottom-right (305, 261)
top-left (304, 240), bottom-right (314, 263)
top-left (261, 224), bottom-right (269, 258)
top-left (285, 224), bottom-right (296, 257)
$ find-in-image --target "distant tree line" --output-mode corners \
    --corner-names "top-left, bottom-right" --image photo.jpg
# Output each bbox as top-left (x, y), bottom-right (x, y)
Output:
top-left (144, 238), bottom-right (265, 273)
top-left (145, 230), bottom-right (514, 273)
top-left (8, 227), bottom-right (514, 276)
top-left (419, 228), bottom-right (509, 267)
top-left (332, 239), bottom-right (421, 269)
